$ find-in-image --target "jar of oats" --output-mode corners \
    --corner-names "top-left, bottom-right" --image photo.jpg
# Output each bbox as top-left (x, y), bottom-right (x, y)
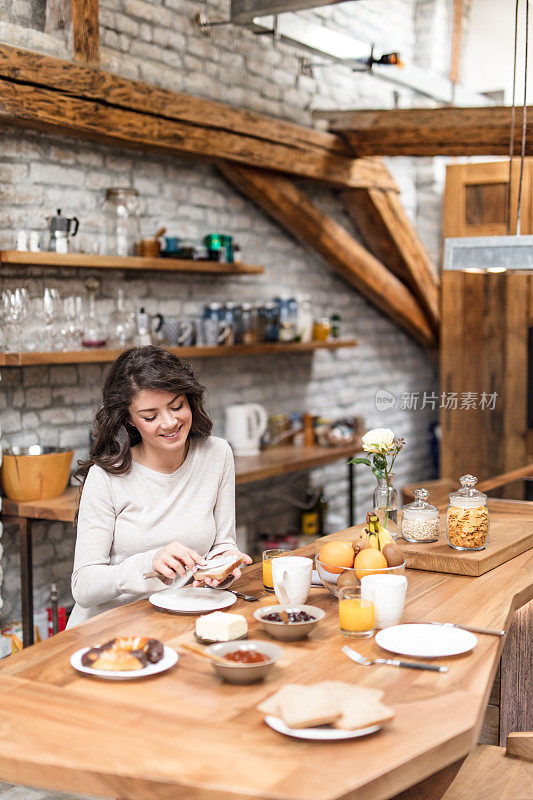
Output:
top-left (401, 488), bottom-right (440, 543)
top-left (446, 474), bottom-right (489, 551)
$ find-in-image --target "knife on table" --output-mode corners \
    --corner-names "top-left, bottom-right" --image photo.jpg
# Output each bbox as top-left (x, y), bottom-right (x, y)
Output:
top-left (421, 621), bottom-right (506, 637)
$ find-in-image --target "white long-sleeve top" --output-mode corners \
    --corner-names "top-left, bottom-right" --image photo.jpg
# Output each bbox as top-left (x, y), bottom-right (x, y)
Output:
top-left (68, 436), bottom-right (237, 627)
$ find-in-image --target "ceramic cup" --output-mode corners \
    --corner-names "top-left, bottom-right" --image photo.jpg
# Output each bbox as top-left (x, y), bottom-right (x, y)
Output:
top-left (360, 573), bottom-right (407, 629)
top-left (161, 319), bottom-right (194, 346)
top-left (271, 556), bottom-right (313, 605)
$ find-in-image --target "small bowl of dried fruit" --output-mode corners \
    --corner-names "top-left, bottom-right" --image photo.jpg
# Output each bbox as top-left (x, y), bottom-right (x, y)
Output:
top-left (254, 604), bottom-right (325, 641)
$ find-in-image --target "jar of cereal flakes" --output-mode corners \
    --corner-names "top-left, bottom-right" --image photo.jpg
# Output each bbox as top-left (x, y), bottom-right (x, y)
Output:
top-left (446, 474), bottom-right (489, 551)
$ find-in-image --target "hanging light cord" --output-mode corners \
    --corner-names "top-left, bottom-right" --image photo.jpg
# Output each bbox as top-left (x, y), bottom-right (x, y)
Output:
top-left (507, 0), bottom-right (520, 234)
top-left (516, 0), bottom-right (529, 236)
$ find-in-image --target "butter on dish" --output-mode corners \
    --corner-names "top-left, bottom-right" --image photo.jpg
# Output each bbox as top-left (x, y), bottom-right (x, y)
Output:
top-left (195, 611), bottom-right (248, 642)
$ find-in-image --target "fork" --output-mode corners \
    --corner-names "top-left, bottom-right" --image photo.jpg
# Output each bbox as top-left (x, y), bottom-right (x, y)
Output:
top-left (342, 645), bottom-right (448, 673)
top-left (230, 590), bottom-right (265, 602)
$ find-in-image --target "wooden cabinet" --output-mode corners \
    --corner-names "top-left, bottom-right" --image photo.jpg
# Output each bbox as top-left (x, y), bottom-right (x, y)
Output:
top-left (443, 159), bottom-right (533, 238)
top-left (441, 160), bottom-right (533, 482)
top-left (440, 270), bottom-right (533, 483)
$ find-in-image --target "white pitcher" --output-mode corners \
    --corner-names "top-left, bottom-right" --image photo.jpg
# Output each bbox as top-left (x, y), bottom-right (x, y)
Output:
top-left (225, 403), bottom-right (268, 456)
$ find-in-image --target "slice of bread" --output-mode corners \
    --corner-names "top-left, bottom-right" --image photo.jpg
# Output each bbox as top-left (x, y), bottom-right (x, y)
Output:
top-left (334, 698), bottom-right (395, 731)
top-left (194, 553), bottom-right (245, 583)
top-left (277, 685), bottom-right (341, 729)
top-left (258, 684), bottom-right (302, 716)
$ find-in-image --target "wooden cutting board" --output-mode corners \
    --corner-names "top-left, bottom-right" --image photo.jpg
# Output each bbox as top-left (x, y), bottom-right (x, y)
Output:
top-left (401, 516), bottom-right (533, 576)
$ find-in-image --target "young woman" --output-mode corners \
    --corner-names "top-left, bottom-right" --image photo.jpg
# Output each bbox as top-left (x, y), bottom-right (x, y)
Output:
top-left (68, 345), bottom-right (251, 627)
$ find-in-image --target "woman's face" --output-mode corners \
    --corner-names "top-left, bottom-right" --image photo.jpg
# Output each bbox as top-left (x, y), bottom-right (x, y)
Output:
top-left (128, 389), bottom-right (192, 452)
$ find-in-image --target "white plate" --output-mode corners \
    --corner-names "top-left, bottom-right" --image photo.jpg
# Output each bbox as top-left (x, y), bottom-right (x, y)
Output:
top-left (265, 716), bottom-right (381, 741)
top-left (375, 624), bottom-right (478, 658)
top-left (149, 586), bottom-right (237, 614)
top-left (70, 645), bottom-right (178, 679)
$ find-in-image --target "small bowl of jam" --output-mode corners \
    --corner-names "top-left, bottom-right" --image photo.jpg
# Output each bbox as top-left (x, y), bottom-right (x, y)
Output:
top-left (205, 640), bottom-right (283, 684)
top-left (254, 604), bottom-right (325, 641)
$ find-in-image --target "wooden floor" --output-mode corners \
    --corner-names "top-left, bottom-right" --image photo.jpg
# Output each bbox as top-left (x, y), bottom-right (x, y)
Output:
top-left (0, 784), bottom-right (105, 800)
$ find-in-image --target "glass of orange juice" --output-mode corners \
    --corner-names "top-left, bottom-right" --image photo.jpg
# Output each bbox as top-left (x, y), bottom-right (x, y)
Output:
top-left (338, 587), bottom-right (375, 638)
top-left (262, 549), bottom-right (285, 592)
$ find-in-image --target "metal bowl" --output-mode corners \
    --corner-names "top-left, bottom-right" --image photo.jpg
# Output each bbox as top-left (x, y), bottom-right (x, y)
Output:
top-left (5, 445), bottom-right (69, 456)
top-left (205, 640), bottom-right (283, 684)
top-left (254, 604), bottom-right (325, 641)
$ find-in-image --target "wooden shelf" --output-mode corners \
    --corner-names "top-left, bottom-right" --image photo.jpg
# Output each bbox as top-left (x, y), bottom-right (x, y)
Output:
top-left (2, 442), bottom-right (361, 523)
top-left (0, 250), bottom-right (264, 275)
top-left (0, 340), bottom-right (356, 366)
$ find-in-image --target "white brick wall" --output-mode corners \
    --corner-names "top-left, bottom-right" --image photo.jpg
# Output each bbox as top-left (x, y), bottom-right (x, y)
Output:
top-left (0, 0), bottom-right (446, 622)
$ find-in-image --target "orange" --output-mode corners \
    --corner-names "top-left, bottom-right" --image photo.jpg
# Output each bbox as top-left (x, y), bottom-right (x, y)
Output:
top-left (354, 548), bottom-right (388, 580)
top-left (318, 541), bottom-right (355, 573)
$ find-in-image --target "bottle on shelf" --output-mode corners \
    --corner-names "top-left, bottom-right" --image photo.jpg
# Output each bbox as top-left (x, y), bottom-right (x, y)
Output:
top-left (301, 487), bottom-right (328, 537)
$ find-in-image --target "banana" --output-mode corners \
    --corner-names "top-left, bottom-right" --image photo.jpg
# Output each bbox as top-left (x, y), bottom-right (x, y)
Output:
top-left (364, 512), bottom-right (381, 549)
top-left (368, 531), bottom-right (380, 550)
top-left (375, 520), bottom-right (395, 550)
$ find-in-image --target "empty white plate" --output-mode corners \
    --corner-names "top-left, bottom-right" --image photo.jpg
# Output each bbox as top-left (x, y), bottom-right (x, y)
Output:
top-left (149, 586), bottom-right (237, 614)
top-left (71, 646), bottom-right (178, 680)
top-left (375, 624), bottom-right (478, 658)
top-left (265, 716), bottom-right (381, 741)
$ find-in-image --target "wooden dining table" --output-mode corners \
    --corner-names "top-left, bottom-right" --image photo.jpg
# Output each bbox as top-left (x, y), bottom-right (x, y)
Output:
top-left (0, 500), bottom-right (531, 800)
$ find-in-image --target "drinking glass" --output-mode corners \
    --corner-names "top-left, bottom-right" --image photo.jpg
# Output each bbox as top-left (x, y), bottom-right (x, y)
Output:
top-left (63, 296), bottom-right (80, 350)
top-left (43, 287), bottom-right (62, 350)
top-left (338, 587), bottom-right (375, 638)
top-left (360, 574), bottom-right (407, 629)
top-left (5, 287), bottom-right (29, 352)
top-left (0, 290), bottom-right (11, 351)
top-left (262, 549), bottom-right (285, 593)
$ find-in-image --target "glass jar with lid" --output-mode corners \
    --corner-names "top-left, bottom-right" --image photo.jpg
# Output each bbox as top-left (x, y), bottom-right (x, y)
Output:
top-left (401, 488), bottom-right (440, 543)
top-left (103, 188), bottom-right (141, 257)
top-left (241, 303), bottom-right (258, 344)
top-left (446, 474), bottom-right (489, 551)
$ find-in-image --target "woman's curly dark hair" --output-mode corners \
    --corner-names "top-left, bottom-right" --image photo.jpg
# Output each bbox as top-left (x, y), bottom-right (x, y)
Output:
top-left (76, 346), bottom-right (212, 489)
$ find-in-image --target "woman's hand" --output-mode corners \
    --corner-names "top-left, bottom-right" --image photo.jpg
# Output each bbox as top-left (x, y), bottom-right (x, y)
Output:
top-left (152, 542), bottom-right (207, 581)
top-left (193, 550), bottom-right (253, 588)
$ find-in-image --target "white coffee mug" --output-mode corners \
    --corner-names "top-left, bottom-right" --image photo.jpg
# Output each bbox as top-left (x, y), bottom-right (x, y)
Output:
top-left (360, 574), bottom-right (407, 629)
top-left (271, 556), bottom-right (313, 605)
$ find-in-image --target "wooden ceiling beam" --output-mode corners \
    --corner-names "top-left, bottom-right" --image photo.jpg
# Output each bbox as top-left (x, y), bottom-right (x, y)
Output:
top-left (342, 188), bottom-right (440, 332)
top-left (0, 78), bottom-right (395, 190)
top-left (314, 106), bottom-right (533, 157)
top-left (0, 43), bottom-right (396, 190)
top-left (72, 0), bottom-right (99, 65)
top-left (220, 163), bottom-right (437, 350)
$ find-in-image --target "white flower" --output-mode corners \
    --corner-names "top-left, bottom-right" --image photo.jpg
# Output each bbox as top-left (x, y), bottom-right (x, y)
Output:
top-left (362, 428), bottom-right (395, 454)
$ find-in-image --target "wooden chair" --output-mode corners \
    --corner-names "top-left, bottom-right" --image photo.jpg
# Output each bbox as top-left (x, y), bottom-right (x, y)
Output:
top-left (439, 733), bottom-right (533, 800)
top-left (393, 733), bottom-right (532, 800)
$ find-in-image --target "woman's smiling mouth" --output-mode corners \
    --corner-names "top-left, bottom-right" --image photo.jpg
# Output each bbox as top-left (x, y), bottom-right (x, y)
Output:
top-left (159, 425), bottom-right (182, 440)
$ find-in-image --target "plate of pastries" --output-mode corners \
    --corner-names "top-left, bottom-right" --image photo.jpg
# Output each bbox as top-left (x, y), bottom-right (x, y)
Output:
top-left (71, 636), bottom-right (178, 679)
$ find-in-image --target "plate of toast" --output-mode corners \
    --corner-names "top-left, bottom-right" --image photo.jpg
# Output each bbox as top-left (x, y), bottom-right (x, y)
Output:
top-left (264, 716), bottom-right (381, 741)
top-left (259, 681), bottom-right (394, 741)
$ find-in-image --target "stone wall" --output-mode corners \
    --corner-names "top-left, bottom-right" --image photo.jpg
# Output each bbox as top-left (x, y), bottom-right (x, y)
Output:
top-left (0, 0), bottom-right (442, 624)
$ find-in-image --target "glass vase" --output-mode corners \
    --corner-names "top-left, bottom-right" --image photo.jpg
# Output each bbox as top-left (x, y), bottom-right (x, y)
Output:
top-left (373, 473), bottom-right (399, 539)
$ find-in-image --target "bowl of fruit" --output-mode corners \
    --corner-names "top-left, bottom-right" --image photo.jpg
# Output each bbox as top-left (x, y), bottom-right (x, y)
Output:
top-left (315, 513), bottom-right (405, 598)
